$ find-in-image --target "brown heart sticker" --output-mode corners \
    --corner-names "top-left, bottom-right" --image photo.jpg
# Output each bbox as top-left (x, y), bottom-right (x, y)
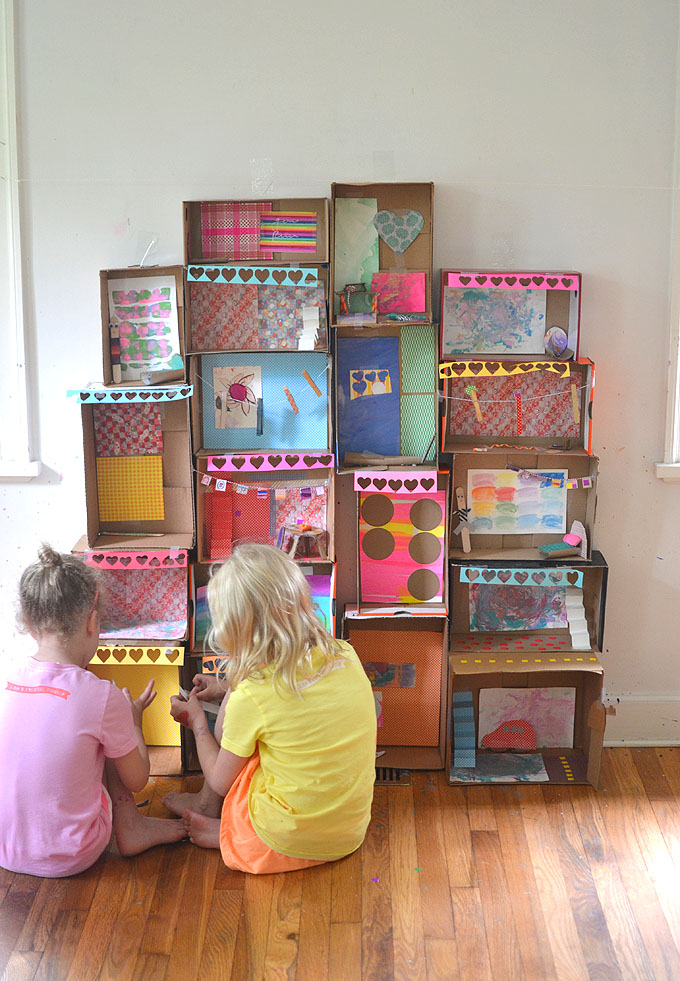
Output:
top-left (459, 276), bottom-right (471, 285)
top-left (188, 267), bottom-right (204, 279)
top-left (268, 455), bottom-right (282, 467)
top-left (97, 649), bottom-right (110, 661)
top-left (119, 556), bottom-right (131, 567)
top-left (491, 276), bottom-right (502, 286)
top-left (272, 269), bottom-right (286, 285)
top-left (147, 649), bottom-right (160, 662)
top-left (251, 456), bottom-right (264, 469)
top-left (231, 457), bottom-right (245, 469)
top-left (303, 456), bottom-right (317, 467)
top-left (504, 277), bottom-right (517, 286)
top-left (289, 270), bottom-right (302, 284)
top-left (166, 651), bottom-right (179, 663)
top-left (113, 649), bottom-right (126, 663)
top-left (405, 479), bottom-right (418, 491)
top-left (482, 570), bottom-right (494, 582)
top-left (514, 572), bottom-right (528, 584)
top-left (357, 477), bottom-right (371, 489)
top-left (111, 392), bottom-right (122, 401)
top-left (531, 572), bottom-right (545, 584)
top-left (139, 392), bottom-right (150, 400)
top-left (553, 364), bottom-right (568, 375)
top-left (92, 554), bottom-right (104, 564)
top-left (450, 363), bottom-right (467, 376)
top-left (285, 455), bottom-right (299, 467)
top-left (211, 457), bottom-right (226, 470)
top-left (388, 479), bottom-right (403, 491)
top-left (546, 278), bottom-right (558, 288)
top-left (498, 571), bottom-right (511, 583)
top-left (129, 648), bottom-right (143, 663)
top-left (240, 269), bottom-right (253, 282)
top-left (224, 268), bottom-right (238, 282)
top-left (519, 363), bottom-right (533, 372)
top-left (467, 569), bottom-right (479, 581)
top-left (206, 268), bottom-right (220, 282)
top-left (421, 478), bottom-right (434, 490)
top-left (567, 572), bottom-right (579, 584)
top-left (253, 269), bottom-right (267, 283)
top-left (374, 479), bottom-right (386, 490)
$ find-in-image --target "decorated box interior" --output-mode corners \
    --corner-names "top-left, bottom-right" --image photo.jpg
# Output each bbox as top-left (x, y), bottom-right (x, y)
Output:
top-left (196, 453), bottom-right (335, 564)
top-left (190, 351), bottom-right (331, 454)
top-left (184, 264), bottom-right (329, 354)
top-left (100, 266), bottom-right (186, 387)
top-left (440, 269), bottom-right (581, 360)
top-left (446, 654), bottom-right (605, 787)
top-left (448, 450), bottom-right (598, 561)
top-left (183, 197), bottom-right (329, 265)
top-left (331, 182), bottom-right (434, 325)
top-left (449, 551), bottom-right (607, 656)
top-left (343, 614), bottom-right (448, 769)
top-left (356, 471), bottom-right (449, 613)
top-left (335, 323), bottom-right (438, 471)
top-left (441, 358), bottom-right (594, 454)
top-left (76, 386), bottom-right (195, 550)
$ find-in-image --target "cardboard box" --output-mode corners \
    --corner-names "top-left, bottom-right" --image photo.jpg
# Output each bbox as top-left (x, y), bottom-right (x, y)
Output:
top-left (184, 264), bottom-right (329, 355)
top-left (100, 266), bottom-right (186, 387)
top-left (449, 451), bottom-right (598, 561)
top-left (440, 269), bottom-right (581, 359)
top-left (449, 551), bottom-right (608, 655)
top-left (355, 471), bottom-right (449, 613)
top-left (183, 198), bottom-right (329, 265)
top-left (344, 613), bottom-right (448, 770)
top-left (331, 182), bottom-right (434, 325)
top-left (190, 352), bottom-right (331, 455)
top-left (76, 386), bottom-right (195, 550)
top-left (446, 653), bottom-right (605, 786)
top-left (335, 322), bottom-right (438, 471)
top-left (195, 454), bottom-right (335, 564)
top-left (441, 358), bottom-right (595, 454)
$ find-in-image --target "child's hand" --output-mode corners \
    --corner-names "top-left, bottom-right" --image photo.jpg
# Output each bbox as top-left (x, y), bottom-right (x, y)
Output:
top-left (190, 673), bottom-right (223, 703)
top-left (170, 693), bottom-right (205, 729)
top-left (123, 679), bottom-right (156, 730)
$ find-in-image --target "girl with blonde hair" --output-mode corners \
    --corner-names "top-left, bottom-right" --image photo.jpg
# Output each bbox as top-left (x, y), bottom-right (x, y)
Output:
top-left (168, 543), bottom-right (376, 873)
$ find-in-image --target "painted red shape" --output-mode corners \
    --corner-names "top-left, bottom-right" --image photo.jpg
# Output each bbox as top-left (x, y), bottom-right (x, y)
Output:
top-left (481, 719), bottom-right (537, 751)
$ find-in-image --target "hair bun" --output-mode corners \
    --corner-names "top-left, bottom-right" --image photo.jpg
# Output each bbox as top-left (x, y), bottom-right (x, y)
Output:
top-left (38, 543), bottom-right (63, 569)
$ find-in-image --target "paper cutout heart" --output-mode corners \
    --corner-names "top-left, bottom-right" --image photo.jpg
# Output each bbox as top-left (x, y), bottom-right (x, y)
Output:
top-left (285, 455), bottom-right (299, 467)
top-left (92, 554), bottom-right (104, 564)
top-left (374, 479), bottom-right (386, 490)
top-left (373, 210), bottom-right (424, 254)
top-left (319, 456), bottom-right (333, 466)
top-left (212, 457), bottom-right (226, 470)
top-left (255, 269), bottom-right (269, 283)
top-left (224, 268), bottom-right (238, 282)
top-left (111, 393), bottom-right (122, 401)
top-left (189, 267), bottom-right (204, 279)
top-left (289, 270), bottom-right (302, 284)
top-left (405, 479), bottom-right (418, 491)
top-left (147, 649), bottom-right (160, 662)
top-left (353, 379), bottom-right (368, 395)
top-left (498, 571), bottom-right (511, 583)
top-left (365, 371), bottom-right (376, 383)
top-left (303, 456), bottom-right (317, 468)
top-left (272, 270), bottom-right (286, 285)
top-left (358, 477), bottom-right (371, 489)
top-left (231, 457), bottom-right (245, 469)
top-left (113, 649), bottom-right (126, 662)
top-left (97, 649), bottom-right (110, 661)
top-left (206, 268), bottom-right (220, 282)
top-left (421, 478), bottom-right (434, 490)
top-left (119, 556), bottom-right (131, 567)
top-left (268, 455), bottom-right (282, 467)
top-left (149, 557), bottom-right (160, 567)
top-left (129, 649), bottom-right (143, 663)
top-left (388, 479), bottom-right (403, 491)
top-left (251, 456), bottom-right (264, 469)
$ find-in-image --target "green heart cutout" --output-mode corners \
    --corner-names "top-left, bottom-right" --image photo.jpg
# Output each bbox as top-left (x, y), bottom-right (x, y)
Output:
top-left (373, 209), bottom-right (424, 255)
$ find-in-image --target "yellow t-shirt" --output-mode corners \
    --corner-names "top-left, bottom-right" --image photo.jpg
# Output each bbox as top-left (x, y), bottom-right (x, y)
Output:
top-left (220, 640), bottom-right (376, 861)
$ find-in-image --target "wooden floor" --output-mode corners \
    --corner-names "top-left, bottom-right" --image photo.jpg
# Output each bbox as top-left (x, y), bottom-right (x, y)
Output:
top-left (3, 747), bottom-right (680, 979)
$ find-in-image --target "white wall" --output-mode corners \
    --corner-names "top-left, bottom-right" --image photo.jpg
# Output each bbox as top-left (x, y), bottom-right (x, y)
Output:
top-left (2, 0), bottom-right (678, 743)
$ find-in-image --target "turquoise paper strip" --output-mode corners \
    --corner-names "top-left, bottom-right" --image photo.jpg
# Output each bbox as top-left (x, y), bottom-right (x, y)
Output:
top-left (68, 385), bottom-right (193, 403)
top-left (186, 265), bottom-right (318, 287)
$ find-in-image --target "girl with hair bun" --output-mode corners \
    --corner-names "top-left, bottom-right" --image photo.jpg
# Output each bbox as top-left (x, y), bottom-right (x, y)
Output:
top-left (0, 544), bottom-right (185, 877)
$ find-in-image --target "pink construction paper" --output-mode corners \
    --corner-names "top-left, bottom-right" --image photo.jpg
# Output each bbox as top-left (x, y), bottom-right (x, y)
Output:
top-left (207, 452), bottom-right (334, 473)
top-left (371, 271), bottom-right (426, 314)
top-left (80, 551), bottom-right (187, 569)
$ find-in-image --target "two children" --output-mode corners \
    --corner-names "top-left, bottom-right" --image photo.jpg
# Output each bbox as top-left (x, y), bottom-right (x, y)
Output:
top-left (1, 543), bottom-right (376, 878)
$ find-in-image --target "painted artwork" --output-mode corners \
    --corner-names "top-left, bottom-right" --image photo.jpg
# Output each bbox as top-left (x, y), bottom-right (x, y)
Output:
top-left (467, 469), bottom-right (567, 535)
top-left (99, 569), bottom-right (187, 641)
top-left (446, 372), bottom-right (579, 438)
top-left (441, 287), bottom-right (546, 355)
top-left (469, 584), bottom-right (568, 631)
top-left (371, 271), bottom-right (426, 314)
top-left (359, 490), bottom-right (446, 604)
top-left (349, 368), bottom-right (393, 399)
top-left (450, 753), bottom-right (549, 783)
top-left (336, 335), bottom-right (401, 459)
top-left (213, 366), bottom-right (262, 430)
top-left (478, 687), bottom-right (576, 749)
top-left (108, 276), bottom-right (183, 381)
top-left (333, 198), bottom-right (380, 311)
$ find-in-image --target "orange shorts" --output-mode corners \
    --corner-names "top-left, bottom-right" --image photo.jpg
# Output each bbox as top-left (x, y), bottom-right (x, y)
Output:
top-left (219, 754), bottom-right (326, 874)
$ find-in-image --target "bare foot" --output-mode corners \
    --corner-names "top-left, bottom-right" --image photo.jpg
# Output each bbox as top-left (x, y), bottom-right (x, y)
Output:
top-left (115, 815), bottom-right (187, 857)
top-left (184, 809), bottom-right (221, 849)
top-left (163, 788), bottom-right (222, 819)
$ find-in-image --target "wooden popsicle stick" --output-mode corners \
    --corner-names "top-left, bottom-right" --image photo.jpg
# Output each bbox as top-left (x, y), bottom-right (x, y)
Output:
top-left (455, 486), bottom-right (471, 554)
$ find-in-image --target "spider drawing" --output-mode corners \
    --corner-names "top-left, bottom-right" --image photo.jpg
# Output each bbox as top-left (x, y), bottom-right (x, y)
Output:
top-left (215, 373), bottom-right (257, 416)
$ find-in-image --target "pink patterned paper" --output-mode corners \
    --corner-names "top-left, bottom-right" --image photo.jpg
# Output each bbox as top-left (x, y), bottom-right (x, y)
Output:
top-left (93, 404), bottom-right (163, 457)
top-left (207, 453), bottom-right (334, 473)
top-left (447, 373), bottom-right (579, 438)
top-left (200, 202), bottom-right (274, 261)
top-left (371, 271), bottom-right (426, 314)
top-left (99, 568), bottom-right (187, 640)
top-left (189, 283), bottom-right (259, 350)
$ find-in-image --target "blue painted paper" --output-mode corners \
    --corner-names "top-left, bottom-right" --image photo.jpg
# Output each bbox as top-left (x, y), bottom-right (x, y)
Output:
top-left (336, 336), bottom-right (401, 459)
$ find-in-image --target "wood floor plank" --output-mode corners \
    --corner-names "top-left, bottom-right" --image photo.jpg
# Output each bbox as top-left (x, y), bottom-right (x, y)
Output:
top-left (229, 872), bottom-right (274, 981)
top-left (0, 950), bottom-right (42, 981)
top-left (328, 922), bottom-right (361, 981)
top-left (450, 887), bottom-right (492, 981)
top-left (297, 864), bottom-right (332, 981)
top-left (518, 785), bottom-right (591, 980)
top-left (360, 787), bottom-right (393, 981)
top-left (138, 843), bottom-right (191, 956)
top-left (490, 785), bottom-right (557, 980)
top-left (436, 772), bottom-right (476, 888)
top-left (330, 846), bottom-right (362, 924)
top-left (131, 953), bottom-right (169, 981)
top-left (466, 785), bottom-right (498, 832)
top-left (412, 772), bottom-right (455, 940)
top-left (0, 870), bottom-right (14, 907)
top-left (388, 784), bottom-right (426, 980)
top-left (33, 910), bottom-right (89, 981)
top-left (165, 845), bottom-right (219, 981)
top-left (0, 876), bottom-right (43, 975)
top-left (263, 871), bottom-right (303, 979)
top-left (636, 748), bottom-right (680, 868)
top-left (472, 830), bottom-right (523, 980)
top-left (424, 938), bottom-right (459, 981)
top-left (195, 889), bottom-right (242, 981)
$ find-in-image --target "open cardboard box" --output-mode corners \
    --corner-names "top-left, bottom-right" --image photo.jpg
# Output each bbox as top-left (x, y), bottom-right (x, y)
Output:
top-left (77, 387), bottom-right (194, 550)
top-left (449, 450), bottom-right (598, 561)
top-left (446, 653), bottom-right (605, 786)
top-left (100, 266), bottom-right (186, 387)
top-left (331, 182), bottom-right (434, 325)
top-left (183, 198), bottom-right (329, 265)
top-left (344, 613), bottom-right (448, 770)
top-left (190, 353), bottom-right (331, 455)
top-left (335, 322), bottom-right (438, 472)
top-left (195, 454), bottom-right (335, 564)
top-left (184, 264), bottom-right (329, 354)
top-left (440, 269), bottom-right (581, 360)
top-left (441, 358), bottom-right (594, 454)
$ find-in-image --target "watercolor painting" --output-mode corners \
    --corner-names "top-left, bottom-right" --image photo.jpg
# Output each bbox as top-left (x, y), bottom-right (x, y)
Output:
top-left (213, 366), bottom-right (262, 430)
top-left (478, 687), bottom-right (576, 748)
top-left (333, 198), bottom-right (380, 311)
top-left (469, 584), bottom-right (568, 631)
top-left (467, 469), bottom-right (567, 535)
top-left (371, 271), bottom-right (426, 314)
top-left (108, 275), bottom-right (183, 380)
top-left (441, 287), bottom-right (546, 355)
top-left (450, 753), bottom-right (549, 783)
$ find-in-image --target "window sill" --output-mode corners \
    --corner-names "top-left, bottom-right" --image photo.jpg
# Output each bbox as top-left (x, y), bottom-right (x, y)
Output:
top-left (656, 462), bottom-right (680, 481)
top-left (0, 459), bottom-right (42, 481)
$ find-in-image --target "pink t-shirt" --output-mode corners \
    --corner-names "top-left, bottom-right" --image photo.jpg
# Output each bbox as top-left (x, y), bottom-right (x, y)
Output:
top-left (0, 658), bottom-right (138, 877)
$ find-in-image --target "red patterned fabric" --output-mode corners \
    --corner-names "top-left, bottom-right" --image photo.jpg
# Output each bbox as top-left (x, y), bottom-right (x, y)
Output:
top-left (447, 373), bottom-right (579, 439)
top-left (93, 404), bottom-right (163, 457)
top-left (189, 283), bottom-right (259, 350)
top-left (200, 202), bottom-right (274, 261)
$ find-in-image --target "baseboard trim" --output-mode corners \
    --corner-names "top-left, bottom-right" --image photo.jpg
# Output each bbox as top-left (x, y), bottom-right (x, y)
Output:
top-left (602, 695), bottom-right (680, 746)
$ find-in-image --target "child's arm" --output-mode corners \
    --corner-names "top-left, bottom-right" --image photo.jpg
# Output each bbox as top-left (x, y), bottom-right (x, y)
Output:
top-left (112, 680), bottom-right (155, 793)
top-left (170, 694), bottom-right (248, 797)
